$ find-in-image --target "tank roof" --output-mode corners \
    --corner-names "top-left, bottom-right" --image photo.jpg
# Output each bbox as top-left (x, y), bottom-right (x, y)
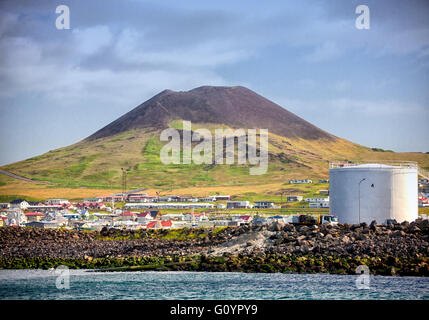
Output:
top-left (329, 161), bottom-right (418, 169)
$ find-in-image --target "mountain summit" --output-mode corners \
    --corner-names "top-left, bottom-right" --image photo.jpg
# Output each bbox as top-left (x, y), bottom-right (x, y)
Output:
top-left (88, 86), bottom-right (334, 141)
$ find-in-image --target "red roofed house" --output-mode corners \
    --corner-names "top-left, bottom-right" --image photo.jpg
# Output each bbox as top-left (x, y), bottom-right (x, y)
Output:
top-left (120, 211), bottom-right (137, 221)
top-left (160, 220), bottom-right (172, 228)
top-left (239, 215), bottom-right (253, 223)
top-left (24, 212), bottom-right (45, 222)
top-left (145, 220), bottom-right (173, 229)
top-left (146, 221), bottom-right (157, 229)
top-left (137, 211), bottom-right (152, 223)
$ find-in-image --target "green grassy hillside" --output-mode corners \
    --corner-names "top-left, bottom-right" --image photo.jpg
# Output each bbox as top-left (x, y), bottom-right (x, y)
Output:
top-left (2, 121), bottom-right (428, 196)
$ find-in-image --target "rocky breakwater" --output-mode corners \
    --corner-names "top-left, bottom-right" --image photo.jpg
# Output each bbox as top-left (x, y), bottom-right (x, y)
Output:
top-left (0, 219), bottom-right (428, 275)
top-left (207, 219), bottom-right (429, 276)
top-left (0, 226), bottom-right (237, 259)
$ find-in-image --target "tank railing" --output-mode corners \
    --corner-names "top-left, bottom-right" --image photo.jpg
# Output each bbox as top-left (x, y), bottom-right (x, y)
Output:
top-left (329, 160), bottom-right (418, 169)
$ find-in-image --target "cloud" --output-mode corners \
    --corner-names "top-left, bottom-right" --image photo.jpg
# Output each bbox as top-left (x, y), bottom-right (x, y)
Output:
top-left (72, 25), bottom-right (113, 55)
top-left (0, 0), bottom-right (428, 163)
top-left (303, 41), bottom-right (342, 62)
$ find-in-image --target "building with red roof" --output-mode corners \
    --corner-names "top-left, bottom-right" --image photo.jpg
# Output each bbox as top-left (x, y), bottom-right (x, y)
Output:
top-left (24, 212), bottom-right (45, 222)
top-left (119, 211), bottom-right (137, 221)
top-left (146, 221), bottom-right (157, 229)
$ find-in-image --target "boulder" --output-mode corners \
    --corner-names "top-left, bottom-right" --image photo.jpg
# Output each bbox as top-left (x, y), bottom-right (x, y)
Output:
top-left (269, 221), bottom-right (285, 232)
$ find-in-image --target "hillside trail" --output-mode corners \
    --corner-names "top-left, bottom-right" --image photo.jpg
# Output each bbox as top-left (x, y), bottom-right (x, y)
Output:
top-left (0, 170), bottom-right (42, 183)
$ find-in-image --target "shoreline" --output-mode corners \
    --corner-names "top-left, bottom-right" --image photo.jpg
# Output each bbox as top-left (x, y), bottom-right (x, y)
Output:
top-left (1, 253), bottom-right (427, 277)
top-left (1, 219), bottom-right (428, 277)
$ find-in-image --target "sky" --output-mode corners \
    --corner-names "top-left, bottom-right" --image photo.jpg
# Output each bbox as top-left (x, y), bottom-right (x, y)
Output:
top-left (0, 0), bottom-right (428, 165)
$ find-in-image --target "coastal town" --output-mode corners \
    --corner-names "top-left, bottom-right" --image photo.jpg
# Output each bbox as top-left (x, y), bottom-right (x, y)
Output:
top-left (1, 177), bottom-right (428, 231)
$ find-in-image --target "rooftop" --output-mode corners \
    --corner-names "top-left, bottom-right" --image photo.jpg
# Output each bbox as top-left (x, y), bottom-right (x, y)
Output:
top-left (329, 160), bottom-right (418, 169)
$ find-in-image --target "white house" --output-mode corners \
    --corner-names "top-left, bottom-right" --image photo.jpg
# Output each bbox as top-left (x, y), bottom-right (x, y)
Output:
top-left (212, 195), bottom-right (231, 201)
top-left (289, 179), bottom-right (313, 184)
top-left (184, 213), bottom-right (208, 222)
top-left (254, 201), bottom-right (276, 208)
top-left (309, 201), bottom-right (329, 208)
top-left (305, 197), bottom-right (330, 203)
top-left (10, 199), bottom-right (30, 210)
top-left (46, 199), bottom-right (70, 205)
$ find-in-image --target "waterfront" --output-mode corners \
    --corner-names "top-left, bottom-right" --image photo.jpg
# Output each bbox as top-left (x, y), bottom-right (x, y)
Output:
top-left (0, 270), bottom-right (427, 300)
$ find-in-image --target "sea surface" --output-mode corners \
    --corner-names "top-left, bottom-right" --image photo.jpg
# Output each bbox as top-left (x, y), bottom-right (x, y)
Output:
top-left (0, 270), bottom-right (428, 300)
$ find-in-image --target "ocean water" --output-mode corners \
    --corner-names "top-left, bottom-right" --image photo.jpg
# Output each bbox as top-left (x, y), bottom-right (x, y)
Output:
top-left (0, 270), bottom-right (427, 300)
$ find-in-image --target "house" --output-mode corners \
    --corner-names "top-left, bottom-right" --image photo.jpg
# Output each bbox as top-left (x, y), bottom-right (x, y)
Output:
top-left (137, 212), bottom-right (152, 223)
top-left (305, 197), bottom-right (330, 203)
top-left (184, 212), bottom-right (208, 222)
top-left (238, 215), bottom-right (252, 223)
top-left (27, 204), bottom-right (64, 212)
top-left (319, 179), bottom-right (329, 184)
top-left (145, 221), bottom-right (157, 229)
top-left (161, 213), bottom-right (184, 221)
top-left (10, 199), bottom-right (30, 210)
top-left (27, 201), bottom-right (43, 206)
top-left (127, 193), bottom-right (157, 203)
top-left (251, 217), bottom-right (268, 226)
top-left (24, 212), bottom-right (45, 222)
top-left (176, 196), bottom-right (196, 202)
top-left (254, 201), bottom-right (275, 209)
top-left (103, 195), bottom-right (125, 202)
top-left (0, 203), bottom-right (10, 209)
top-left (145, 220), bottom-right (173, 229)
top-left (119, 211), bottom-right (137, 221)
top-left (226, 201), bottom-right (250, 209)
top-left (6, 210), bottom-right (26, 226)
top-left (289, 179), bottom-right (313, 184)
top-left (63, 213), bottom-right (81, 220)
top-left (287, 196), bottom-right (303, 202)
top-left (157, 196), bottom-right (175, 202)
top-left (319, 190), bottom-right (329, 195)
top-left (198, 196), bottom-right (217, 202)
top-left (212, 219), bottom-right (229, 226)
top-left (75, 202), bottom-right (105, 210)
top-left (84, 198), bottom-right (103, 203)
top-left (267, 215), bottom-right (284, 223)
top-left (213, 195), bottom-right (231, 201)
top-left (309, 201), bottom-right (329, 208)
top-left (216, 204), bottom-right (226, 209)
top-left (160, 220), bottom-right (172, 228)
top-left (46, 199), bottom-right (70, 205)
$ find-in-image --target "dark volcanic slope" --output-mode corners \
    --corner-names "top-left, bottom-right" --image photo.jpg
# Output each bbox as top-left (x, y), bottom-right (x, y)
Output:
top-left (87, 86), bottom-right (335, 141)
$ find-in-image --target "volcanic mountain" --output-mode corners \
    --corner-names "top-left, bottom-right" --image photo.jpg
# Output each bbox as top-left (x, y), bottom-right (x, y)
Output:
top-left (88, 86), bottom-right (334, 141)
top-left (2, 85), bottom-right (428, 196)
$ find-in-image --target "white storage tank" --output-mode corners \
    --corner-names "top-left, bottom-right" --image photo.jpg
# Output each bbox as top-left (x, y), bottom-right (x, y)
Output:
top-left (329, 161), bottom-right (418, 224)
